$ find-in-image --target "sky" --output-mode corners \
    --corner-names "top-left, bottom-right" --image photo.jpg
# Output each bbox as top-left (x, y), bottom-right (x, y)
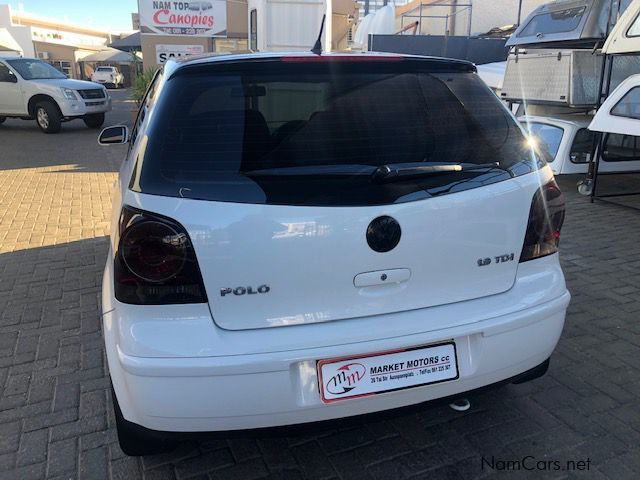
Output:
top-left (9, 0), bottom-right (139, 32)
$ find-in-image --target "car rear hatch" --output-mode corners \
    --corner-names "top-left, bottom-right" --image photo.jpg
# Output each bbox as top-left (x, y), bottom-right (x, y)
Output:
top-left (132, 55), bottom-right (542, 330)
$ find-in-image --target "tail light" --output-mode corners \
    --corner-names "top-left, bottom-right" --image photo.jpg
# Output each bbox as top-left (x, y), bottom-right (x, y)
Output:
top-left (520, 179), bottom-right (565, 263)
top-left (114, 206), bottom-right (207, 304)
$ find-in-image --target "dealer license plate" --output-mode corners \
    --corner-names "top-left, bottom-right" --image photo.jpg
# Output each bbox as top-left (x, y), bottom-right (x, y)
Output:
top-left (318, 342), bottom-right (458, 403)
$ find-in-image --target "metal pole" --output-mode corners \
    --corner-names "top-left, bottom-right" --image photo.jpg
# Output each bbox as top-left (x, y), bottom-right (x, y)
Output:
top-left (589, 0), bottom-right (616, 202)
top-left (467, 3), bottom-right (473, 38)
top-left (365, 0), bottom-right (369, 16)
top-left (517, 0), bottom-right (523, 26)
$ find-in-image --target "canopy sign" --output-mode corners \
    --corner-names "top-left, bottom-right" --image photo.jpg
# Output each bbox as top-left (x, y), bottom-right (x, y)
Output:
top-left (138, 1), bottom-right (227, 36)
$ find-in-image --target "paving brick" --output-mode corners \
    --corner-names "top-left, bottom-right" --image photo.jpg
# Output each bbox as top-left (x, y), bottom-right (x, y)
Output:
top-left (16, 428), bottom-right (48, 467)
top-left (327, 449), bottom-right (369, 480)
top-left (209, 458), bottom-right (269, 480)
top-left (22, 408), bottom-right (78, 433)
top-left (80, 446), bottom-right (110, 480)
top-left (1, 106), bottom-right (640, 480)
top-left (46, 438), bottom-right (78, 477)
top-left (50, 414), bottom-right (107, 441)
top-left (53, 382), bottom-right (80, 412)
top-left (173, 448), bottom-right (234, 479)
top-left (254, 438), bottom-right (298, 471)
top-left (1, 461), bottom-right (46, 480)
top-left (226, 438), bottom-right (261, 462)
top-left (291, 441), bottom-right (338, 480)
top-left (80, 390), bottom-right (106, 418)
top-left (317, 426), bottom-right (374, 455)
top-left (0, 421), bottom-right (23, 455)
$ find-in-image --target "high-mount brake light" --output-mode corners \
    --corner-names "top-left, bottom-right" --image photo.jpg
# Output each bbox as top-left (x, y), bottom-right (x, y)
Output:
top-left (114, 206), bottom-right (207, 305)
top-left (520, 179), bottom-right (566, 263)
top-left (280, 56), bottom-right (404, 63)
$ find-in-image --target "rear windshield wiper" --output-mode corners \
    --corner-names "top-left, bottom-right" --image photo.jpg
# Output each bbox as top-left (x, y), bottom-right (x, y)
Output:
top-left (245, 162), bottom-right (513, 181)
top-left (371, 162), bottom-right (512, 184)
top-left (245, 164), bottom-right (374, 176)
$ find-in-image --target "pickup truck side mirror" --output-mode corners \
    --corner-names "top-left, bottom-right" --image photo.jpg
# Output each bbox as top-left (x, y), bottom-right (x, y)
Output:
top-left (98, 125), bottom-right (129, 145)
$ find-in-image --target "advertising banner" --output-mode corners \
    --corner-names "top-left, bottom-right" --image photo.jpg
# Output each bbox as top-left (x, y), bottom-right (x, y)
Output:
top-left (156, 44), bottom-right (205, 63)
top-left (139, 1), bottom-right (227, 36)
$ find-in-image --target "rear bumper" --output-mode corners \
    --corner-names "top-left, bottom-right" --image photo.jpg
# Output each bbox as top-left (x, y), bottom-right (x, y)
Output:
top-left (113, 358), bottom-right (551, 440)
top-left (104, 269), bottom-right (570, 432)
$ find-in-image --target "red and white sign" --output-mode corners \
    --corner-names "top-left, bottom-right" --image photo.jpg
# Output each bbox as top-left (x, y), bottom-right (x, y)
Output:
top-left (138, 0), bottom-right (227, 36)
top-left (318, 343), bottom-right (458, 403)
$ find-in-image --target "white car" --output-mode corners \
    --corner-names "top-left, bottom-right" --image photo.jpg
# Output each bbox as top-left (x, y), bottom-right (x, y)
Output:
top-left (91, 66), bottom-right (125, 88)
top-left (521, 114), bottom-right (640, 175)
top-left (99, 52), bottom-right (570, 456)
top-left (0, 57), bottom-right (111, 133)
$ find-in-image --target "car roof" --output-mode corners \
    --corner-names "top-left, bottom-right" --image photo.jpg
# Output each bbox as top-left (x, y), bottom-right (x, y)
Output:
top-left (164, 51), bottom-right (477, 78)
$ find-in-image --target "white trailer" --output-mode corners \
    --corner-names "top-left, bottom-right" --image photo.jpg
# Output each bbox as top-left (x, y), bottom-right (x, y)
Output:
top-left (248, 0), bottom-right (358, 52)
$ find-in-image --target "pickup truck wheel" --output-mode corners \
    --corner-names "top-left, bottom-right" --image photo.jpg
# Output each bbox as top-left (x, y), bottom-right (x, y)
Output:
top-left (0, 116), bottom-right (6, 124)
top-left (35, 101), bottom-right (62, 133)
top-left (84, 113), bottom-right (105, 129)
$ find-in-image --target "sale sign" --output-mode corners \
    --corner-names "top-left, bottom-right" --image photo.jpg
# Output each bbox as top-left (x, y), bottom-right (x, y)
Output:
top-left (156, 44), bottom-right (204, 63)
top-left (139, 1), bottom-right (227, 36)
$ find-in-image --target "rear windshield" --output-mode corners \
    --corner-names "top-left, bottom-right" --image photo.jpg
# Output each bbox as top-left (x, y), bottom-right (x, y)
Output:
top-left (133, 59), bottom-right (541, 206)
top-left (96, 67), bottom-right (114, 72)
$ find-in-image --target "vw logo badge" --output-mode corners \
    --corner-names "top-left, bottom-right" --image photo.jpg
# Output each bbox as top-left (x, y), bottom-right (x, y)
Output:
top-left (366, 216), bottom-right (401, 253)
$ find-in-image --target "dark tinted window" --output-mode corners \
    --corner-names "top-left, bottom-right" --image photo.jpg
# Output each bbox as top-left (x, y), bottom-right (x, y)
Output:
top-left (569, 128), bottom-right (595, 163)
top-left (0, 63), bottom-right (16, 82)
top-left (527, 122), bottom-right (564, 160)
top-left (133, 59), bottom-right (539, 206)
top-left (519, 6), bottom-right (586, 37)
top-left (602, 133), bottom-right (640, 161)
top-left (611, 87), bottom-right (640, 120)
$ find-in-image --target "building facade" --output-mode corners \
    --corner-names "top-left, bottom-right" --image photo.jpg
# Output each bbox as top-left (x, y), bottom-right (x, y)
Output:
top-left (0, 4), bottom-right (121, 79)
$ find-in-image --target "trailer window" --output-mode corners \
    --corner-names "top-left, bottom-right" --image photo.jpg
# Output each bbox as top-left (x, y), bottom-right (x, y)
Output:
top-left (527, 122), bottom-right (564, 160)
top-left (570, 128), bottom-right (595, 164)
top-left (518, 6), bottom-right (586, 37)
top-left (627, 11), bottom-right (640, 37)
top-left (602, 133), bottom-right (640, 161)
top-left (610, 86), bottom-right (640, 120)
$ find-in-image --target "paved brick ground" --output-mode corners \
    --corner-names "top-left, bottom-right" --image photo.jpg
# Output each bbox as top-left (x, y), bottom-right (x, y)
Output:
top-left (1, 95), bottom-right (640, 479)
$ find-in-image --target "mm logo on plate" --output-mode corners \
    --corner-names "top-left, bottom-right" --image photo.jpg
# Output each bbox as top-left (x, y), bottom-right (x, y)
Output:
top-left (324, 363), bottom-right (366, 395)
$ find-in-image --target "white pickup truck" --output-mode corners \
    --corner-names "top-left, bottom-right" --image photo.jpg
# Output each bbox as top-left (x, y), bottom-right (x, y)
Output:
top-left (91, 66), bottom-right (125, 88)
top-left (0, 56), bottom-right (111, 133)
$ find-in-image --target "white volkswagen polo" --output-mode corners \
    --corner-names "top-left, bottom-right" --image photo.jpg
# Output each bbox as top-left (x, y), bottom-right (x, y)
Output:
top-left (99, 52), bottom-right (570, 455)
